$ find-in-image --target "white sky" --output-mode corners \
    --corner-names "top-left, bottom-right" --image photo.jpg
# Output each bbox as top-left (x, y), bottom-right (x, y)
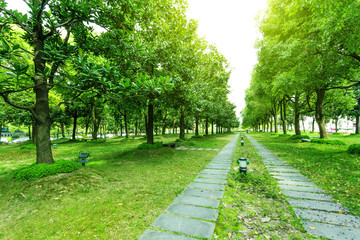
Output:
top-left (5, 0), bottom-right (268, 117)
top-left (187, 0), bottom-right (268, 117)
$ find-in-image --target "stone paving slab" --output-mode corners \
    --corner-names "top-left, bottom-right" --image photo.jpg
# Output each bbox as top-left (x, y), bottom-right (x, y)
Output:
top-left (139, 230), bottom-right (197, 240)
top-left (189, 182), bottom-right (225, 191)
top-left (194, 178), bottom-right (227, 185)
top-left (279, 185), bottom-right (325, 193)
top-left (302, 221), bottom-right (360, 240)
top-left (201, 169), bottom-right (229, 174)
top-left (294, 209), bottom-right (360, 228)
top-left (197, 148), bottom-right (204, 150)
top-left (183, 188), bottom-right (224, 199)
top-left (273, 175), bottom-right (310, 182)
top-left (282, 190), bottom-right (333, 201)
top-left (287, 198), bottom-right (349, 212)
top-left (267, 168), bottom-right (299, 173)
top-left (197, 173), bottom-right (228, 180)
top-left (277, 180), bottom-right (316, 187)
top-left (174, 195), bottom-right (220, 208)
top-left (205, 165), bottom-right (231, 170)
top-left (151, 214), bottom-right (215, 239)
top-left (270, 172), bottom-right (306, 177)
top-left (167, 203), bottom-right (219, 221)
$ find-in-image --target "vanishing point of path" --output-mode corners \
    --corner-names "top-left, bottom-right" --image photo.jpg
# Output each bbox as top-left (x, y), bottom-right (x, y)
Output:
top-left (246, 134), bottom-right (360, 240)
top-left (139, 133), bottom-right (240, 239)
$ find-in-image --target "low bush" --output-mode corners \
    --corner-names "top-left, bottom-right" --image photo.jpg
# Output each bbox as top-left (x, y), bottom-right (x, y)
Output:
top-left (175, 138), bottom-right (184, 142)
top-left (13, 160), bottom-right (78, 180)
top-left (348, 144), bottom-right (360, 154)
top-left (137, 141), bottom-right (163, 149)
top-left (278, 134), bottom-right (291, 137)
top-left (20, 144), bottom-right (36, 150)
top-left (331, 132), bottom-right (344, 135)
top-left (88, 139), bottom-right (106, 143)
top-left (289, 135), bottom-right (310, 140)
top-left (270, 133), bottom-right (279, 136)
top-left (191, 135), bottom-right (203, 138)
top-left (311, 138), bottom-right (345, 145)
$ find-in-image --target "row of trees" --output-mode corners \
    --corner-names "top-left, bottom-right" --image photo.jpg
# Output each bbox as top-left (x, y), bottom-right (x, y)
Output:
top-left (0, 0), bottom-right (238, 164)
top-left (241, 0), bottom-right (360, 138)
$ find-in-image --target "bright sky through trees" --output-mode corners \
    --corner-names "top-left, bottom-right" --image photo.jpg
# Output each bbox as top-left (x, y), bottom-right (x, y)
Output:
top-left (6, 0), bottom-right (268, 117)
top-left (187, 0), bottom-right (267, 116)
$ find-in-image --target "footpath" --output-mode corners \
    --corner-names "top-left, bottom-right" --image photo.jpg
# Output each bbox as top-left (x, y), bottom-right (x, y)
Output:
top-left (246, 134), bottom-right (360, 240)
top-left (139, 133), bottom-right (239, 240)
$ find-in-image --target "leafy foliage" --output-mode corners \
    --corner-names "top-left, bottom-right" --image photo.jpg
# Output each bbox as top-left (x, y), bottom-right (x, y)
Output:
top-left (13, 160), bottom-right (78, 180)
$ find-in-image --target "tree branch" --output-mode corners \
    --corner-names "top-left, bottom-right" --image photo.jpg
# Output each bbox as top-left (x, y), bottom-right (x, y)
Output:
top-left (0, 92), bottom-right (36, 117)
top-left (0, 7), bottom-right (31, 34)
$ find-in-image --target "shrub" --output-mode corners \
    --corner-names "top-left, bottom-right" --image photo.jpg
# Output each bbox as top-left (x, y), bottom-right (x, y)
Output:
top-left (278, 134), bottom-right (291, 137)
top-left (191, 135), bottom-right (203, 138)
top-left (88, 139), bottom-right (106, 143)
top-left (331, 132), bottom-right (343, 135)
top-left (13, 160), bottom-right (78, 180)
top-left (137, 141), bottom-right (163, 149)
top-left (20, 144), bottom-right (36, 150)
top-left (271, 133), bottom-right (279, 136)
top-left (348, 144), bottom-right (360, 154)
top-left (311, 138), bottom-right (345, 145)
top-left (289, 135), bottom-right (310, 140)
top-left (175, 139), bottom-right (184, 142)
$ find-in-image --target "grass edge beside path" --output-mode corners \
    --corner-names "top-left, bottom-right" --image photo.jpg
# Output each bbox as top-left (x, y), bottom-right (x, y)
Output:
top-left (214, 133), bottom-right (316, 239)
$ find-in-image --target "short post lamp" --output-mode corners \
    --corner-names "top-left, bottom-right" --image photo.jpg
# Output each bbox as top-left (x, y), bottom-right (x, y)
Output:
top-left (241, 139), bottom-right (244, 146)
top-left (237, 158), bottom-right (249, 174)
top-left (79, 152), bottom-right (90, 167)
top-left (52, 144), bottom-right (57, 149)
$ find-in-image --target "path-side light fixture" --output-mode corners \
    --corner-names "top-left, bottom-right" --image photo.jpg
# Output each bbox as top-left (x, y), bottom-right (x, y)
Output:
top-left (241, 139), bottom-right (244, 146)
top-left (237, 158), bottom-right (249, 174)
top-left (52, 144), bottom-right (57, 149)
top-left (79, 152), bottom-right (90, 167)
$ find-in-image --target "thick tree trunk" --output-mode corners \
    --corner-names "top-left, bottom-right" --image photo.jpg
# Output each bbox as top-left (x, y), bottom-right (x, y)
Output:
top-left (146, 103), bottom-right (154, 144)
top-left (34, 83), bottom-right (53, 164)
top-left (72, 113), bottom-right (77, 140)
top-left (179, 106), bottom-right (185, 140)
top-left (270, 117), bottom-right (273, 132)
top-left (195, 116), bottom-right (199, 136)
top-left (315, 89), bottom-right (328, 139)
top-left (273, 114), bottom-right (278, 133)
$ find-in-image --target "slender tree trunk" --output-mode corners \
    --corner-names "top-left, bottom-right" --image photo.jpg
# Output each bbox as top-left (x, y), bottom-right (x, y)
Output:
top-left (205, 117), bottom-right (209, 135)
top-left (179, 106), bottom-right (185, 140)
top-left (120, 120), bottom-right (123, 137)
top-left (335, 119), bottom-right (338, 133)
top-left (195, 116), bottom-right (199, 136)
top-left (211, 120), bottom-right (214, 134)
top-left (135, 120), bottom-right (138, 136)
top-left (60, 123), bottom-right (65, 138)
top-left (28, 124), bottom-right (32, 140)
top-left (356, 115), bottom-right (360, 134)
top-left (85, 120), bottom-right (89, 136)
top-left (315, 89), bottom-right (328, 139)
top-left (72, 112), bottom-right (77, 140)
top-left (162, 112), bottom-right (167, 135)
top-left (124, 111), bottom-right (129, 138)
top-left (146, 102), bottom-right (154, 144)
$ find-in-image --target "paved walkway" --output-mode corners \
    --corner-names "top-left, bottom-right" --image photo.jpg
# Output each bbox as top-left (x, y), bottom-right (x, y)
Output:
top-left (139, 133), bottom-right (239, 240)
top-left (246, 134), bottom-right (360, 240)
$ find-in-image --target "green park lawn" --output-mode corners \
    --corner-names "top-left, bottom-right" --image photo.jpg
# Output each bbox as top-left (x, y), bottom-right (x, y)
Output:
top-left (248, 132), bottom-right (360, 217)
top-left (0, 133), bottom-right (234, 240)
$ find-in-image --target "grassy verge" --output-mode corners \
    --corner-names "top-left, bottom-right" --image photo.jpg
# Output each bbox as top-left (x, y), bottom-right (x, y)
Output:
top-left (0, 133), bottom-right (233, 239)
top-left (248, 132), bottom-right (360, 217)
top-left (215, 134), bottom-right (314, 239)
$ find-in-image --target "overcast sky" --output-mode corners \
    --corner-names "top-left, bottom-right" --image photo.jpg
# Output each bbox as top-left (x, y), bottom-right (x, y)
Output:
top-left (186, 0), bottom-right (268, 117)
top-left (5, 0), bottom-right (268, 117)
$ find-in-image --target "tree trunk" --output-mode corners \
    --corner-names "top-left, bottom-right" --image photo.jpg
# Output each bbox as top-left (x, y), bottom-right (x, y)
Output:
top-left (211, 120), bottom-right (214, 134)
top-left (135, 120), bottom-right (138, 136)
top-left (356, 115), bottom-right (360, 134)
top-left (60, 123), bottom-right (65, 138)
top-left (282, 100), bottom-right (287, 134)
top-left (124, 111), bottom-right (129, 138)
top-left (91, 106), bottom-right (101, 140)
top-left (120, 119), bottom-right (123, 137)
top-left (315, 89), bottom-right (328, 139)
top-left (195, 115), bottom-right (199, 136)
top-left (179, 106), bottom-right (185, 140)
top-left (312, 117), bottom-right (315, 132)
top-left (28, 124), bottom-right (32, 140)
top-left (335, 119), bottom-right (338, 133)
top-left (34, 82), bottom-right (53, 164)
top-left (205, 117), bottom-right (209, 135)
top-left (72, 112), bottom-right (77, 140)
top-left (146, 102), bottom-right (154, 144)
top-left (162, 112), bottom-right (167, 135)
top-left (294, 94), bottom-right (301, 135)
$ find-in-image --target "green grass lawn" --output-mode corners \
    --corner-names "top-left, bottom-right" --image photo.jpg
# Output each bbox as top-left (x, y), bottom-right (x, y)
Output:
top-left (0, 133), bottom-right (234, 240)
top-left (248, 132), bottom-right (360, 217)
